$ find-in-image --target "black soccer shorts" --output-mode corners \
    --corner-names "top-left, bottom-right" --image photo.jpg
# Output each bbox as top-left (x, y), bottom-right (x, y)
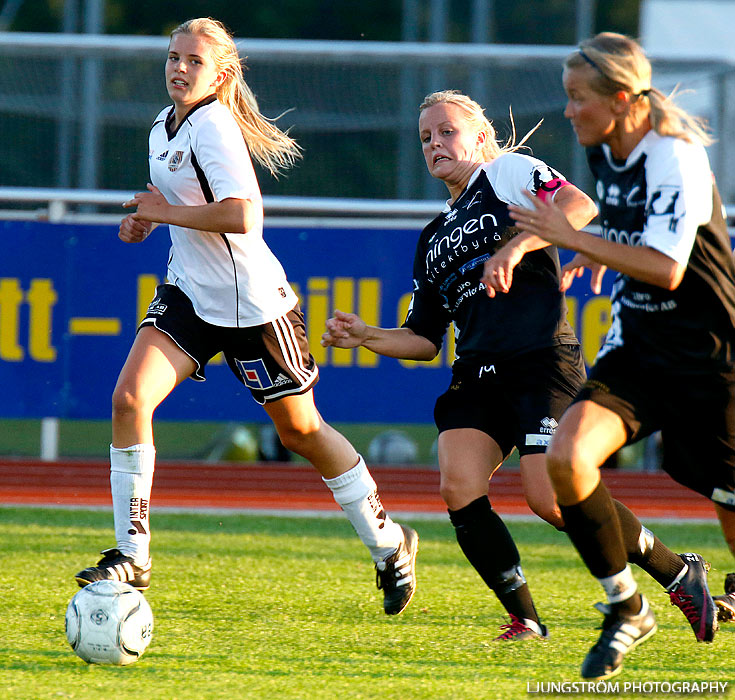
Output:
top-left (139, 283), bottom-right (318, 405)
top-left (575, 346), bottom-right (735, 511)
top-left (434, 343), bottom-right (586, 458)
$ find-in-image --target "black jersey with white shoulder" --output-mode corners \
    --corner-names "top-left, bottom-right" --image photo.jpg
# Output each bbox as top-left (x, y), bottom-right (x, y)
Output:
top-left (402, 152), bottom-right (578, 367)
top-left (588, 130), bottom-right (735, 370)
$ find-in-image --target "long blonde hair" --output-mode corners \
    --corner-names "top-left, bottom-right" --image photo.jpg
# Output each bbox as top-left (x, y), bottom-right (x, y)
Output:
top-left (419, 90), bottom-right (541, 161)
top-left (171, 18), bottom-right (302, 177)
top-left (565, 32), bottom-right (713, 146)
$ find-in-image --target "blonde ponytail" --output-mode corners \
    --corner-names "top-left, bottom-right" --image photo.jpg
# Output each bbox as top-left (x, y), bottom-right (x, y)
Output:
top-left (171, 18), bottom-right (302, 177)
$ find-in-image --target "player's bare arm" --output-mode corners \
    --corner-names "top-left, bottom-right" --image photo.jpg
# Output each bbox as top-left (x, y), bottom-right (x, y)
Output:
top-left (510, 190), bottom-right (684, 290)
top-left (322, 310), bottom-right (438, 361)
top-left (124, 184), bottom-right (257, 234)
top-left (483, 184), bottom-right (597, 298)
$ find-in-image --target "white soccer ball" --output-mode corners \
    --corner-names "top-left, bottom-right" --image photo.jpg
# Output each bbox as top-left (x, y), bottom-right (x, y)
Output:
top-left (65, 580), bottom-right (153, 665)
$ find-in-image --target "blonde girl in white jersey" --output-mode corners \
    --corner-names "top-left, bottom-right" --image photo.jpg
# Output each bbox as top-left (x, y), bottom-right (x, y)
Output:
top-left (74, 18), bottom-right (417, 616)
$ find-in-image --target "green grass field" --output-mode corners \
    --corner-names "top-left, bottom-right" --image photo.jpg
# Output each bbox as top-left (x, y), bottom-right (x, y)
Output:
top-left (1, 507), bottom-right (732, 700)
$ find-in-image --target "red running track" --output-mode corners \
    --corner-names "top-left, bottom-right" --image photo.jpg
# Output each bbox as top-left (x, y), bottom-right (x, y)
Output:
top-left (0, 458), bottom-right (718, 520)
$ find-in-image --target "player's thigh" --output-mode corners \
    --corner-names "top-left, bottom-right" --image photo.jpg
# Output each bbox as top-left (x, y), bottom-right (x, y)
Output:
top-left (437, 428), bottom-right (504, 510)
top-left (547, 400), bottom-right (627, 503)
top-left (114, 325), bottom-right (196, 407)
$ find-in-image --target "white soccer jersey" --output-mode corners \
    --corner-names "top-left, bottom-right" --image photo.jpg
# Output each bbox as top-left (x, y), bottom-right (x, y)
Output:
top-left (148, 96), bottom-right (298, 327)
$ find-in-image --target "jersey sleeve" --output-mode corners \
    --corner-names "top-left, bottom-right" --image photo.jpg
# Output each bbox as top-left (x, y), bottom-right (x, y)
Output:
top-left (641, 138), bottom-right (714, 266)
top-left (487, 153), bottom-right (569, 206)
top-left (190, 110), bottom-right (261, 202)
top-left (401, 241), bottom-right (451, 351)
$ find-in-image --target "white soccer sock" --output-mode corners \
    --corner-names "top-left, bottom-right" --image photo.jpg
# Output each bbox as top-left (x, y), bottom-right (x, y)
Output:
top-left (323, 456), bottom-right (404, 562)
top-left (599, 565), bottom-right (638, 604)
top-left (110, 443), bottom-right (155, 566)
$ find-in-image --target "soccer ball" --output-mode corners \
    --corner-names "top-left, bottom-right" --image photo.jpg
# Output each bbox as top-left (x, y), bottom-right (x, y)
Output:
top-left (65, 580), bottom-right (153, 665)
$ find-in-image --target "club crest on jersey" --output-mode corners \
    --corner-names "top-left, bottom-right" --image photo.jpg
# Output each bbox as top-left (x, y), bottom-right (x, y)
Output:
top-left (167, 151), bottom-right (184, 172)
top-left (233, 358), bottom-right (274, 390)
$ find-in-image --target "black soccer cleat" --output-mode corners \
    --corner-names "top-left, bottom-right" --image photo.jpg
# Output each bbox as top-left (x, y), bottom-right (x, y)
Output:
top-left (494, 614), bottom-right (549, 641)
top-left (75, 548), bottom-right (152, 591)
top-left (667, 553), bottom-right (718, 642)
top-left (581, 595), bottom-right (657, 681)
top-left (714, 572), bottom-right (735, 623)
top-left (375, 525), bottom-right (418, 615)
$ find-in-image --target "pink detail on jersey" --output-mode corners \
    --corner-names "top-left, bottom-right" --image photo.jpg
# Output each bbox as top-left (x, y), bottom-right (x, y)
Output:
top-left (536, 178), bottom-right (570, 202)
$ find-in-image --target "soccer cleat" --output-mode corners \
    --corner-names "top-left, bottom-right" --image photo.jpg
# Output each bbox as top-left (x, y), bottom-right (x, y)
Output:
top-left (494, 614), bottom-right (549, 641)
top-left (375, 525), bottom-right (418, 615)
top-left (75, 548), bottom-right (152, 591)
top-left (580, 595), bottom-right (657, 681)
top-left (714, 572), bottom-right (735, 623)
top-left (666, 553), bottom-right (717, 642)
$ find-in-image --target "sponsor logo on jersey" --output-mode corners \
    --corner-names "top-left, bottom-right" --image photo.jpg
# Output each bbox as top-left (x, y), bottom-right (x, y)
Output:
top-left (146, 299), bottom-right (168, 316)
top-left (525, 434), bottom-right (551, 446)
top-left (156, 150), bottom-right (169, 161)
top-left (233, 358), bottom-right (274, 390)
top-left (167, 150), bottom-right (184, 172)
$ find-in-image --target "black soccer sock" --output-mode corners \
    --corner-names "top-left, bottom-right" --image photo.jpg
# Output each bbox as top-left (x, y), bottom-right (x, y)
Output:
top-left (559, 481), bottom-right (641, 615)
top-left (448, 495), bottom-right (540, 624)
top-left (613, 499), bottom-right (686, 588)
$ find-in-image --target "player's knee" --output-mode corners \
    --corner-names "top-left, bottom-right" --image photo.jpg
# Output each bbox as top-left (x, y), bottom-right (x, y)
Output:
top-left (545, 442), bottom-right (573, 485)
top-left (275, 419), bottom-right (322, 454)
top-left (439, 476), bottom-right (477, 511)
top-left (111, 386), bottom-right (144, 420)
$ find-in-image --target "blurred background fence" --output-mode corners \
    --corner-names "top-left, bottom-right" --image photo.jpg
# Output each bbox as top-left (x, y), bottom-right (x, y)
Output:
top-left (3, 33), bottom-right (735, 208)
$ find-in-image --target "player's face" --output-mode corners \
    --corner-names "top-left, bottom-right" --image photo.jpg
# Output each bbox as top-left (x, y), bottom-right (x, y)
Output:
top-left (563, 65), bottom-right (617, 147)
top-left (166, 33), bottom-right (225, 114)
top-left (419, 103), bottom-right (485, 183)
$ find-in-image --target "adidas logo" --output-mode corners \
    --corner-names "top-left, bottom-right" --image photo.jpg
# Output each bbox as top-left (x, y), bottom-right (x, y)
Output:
top-left (156, 150), bottom-right (169, 160)
top-left (540, 417), bottom-right (558, 434)
top-left (273, 373), bottom-right (291, 387)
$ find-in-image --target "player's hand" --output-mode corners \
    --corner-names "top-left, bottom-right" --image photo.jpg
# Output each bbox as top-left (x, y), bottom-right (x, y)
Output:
top-left (560, 253), bottom-right (607, 294)
top-left (481, 244), bottom-right (525, 298)
top-left (118, 213), bottom-right (153, 243)
top-left (123, 184), bottom-right (170, 224)
top-left (321, 310), bottom-right (368, 348)
top-left (508, 189), bottom-right (576, 248)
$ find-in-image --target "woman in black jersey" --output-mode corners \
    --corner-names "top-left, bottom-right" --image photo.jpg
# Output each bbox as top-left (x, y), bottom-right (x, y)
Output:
top-left (323, 89), bottom-right (597, 640)
top-left (511, 32), bottom-right (735, 679)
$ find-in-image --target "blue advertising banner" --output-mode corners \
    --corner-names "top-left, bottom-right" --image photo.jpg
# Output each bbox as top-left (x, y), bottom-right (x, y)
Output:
top-left (0, 219), bottom-right (615, 423)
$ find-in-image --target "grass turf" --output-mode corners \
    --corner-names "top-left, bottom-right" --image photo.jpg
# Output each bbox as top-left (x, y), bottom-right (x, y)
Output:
top-left (0, 507), bottom-right (732, 699)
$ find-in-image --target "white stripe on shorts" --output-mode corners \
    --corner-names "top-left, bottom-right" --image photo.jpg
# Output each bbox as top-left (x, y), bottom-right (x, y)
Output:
top-left (272, 314), bottom-right (315, 385)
